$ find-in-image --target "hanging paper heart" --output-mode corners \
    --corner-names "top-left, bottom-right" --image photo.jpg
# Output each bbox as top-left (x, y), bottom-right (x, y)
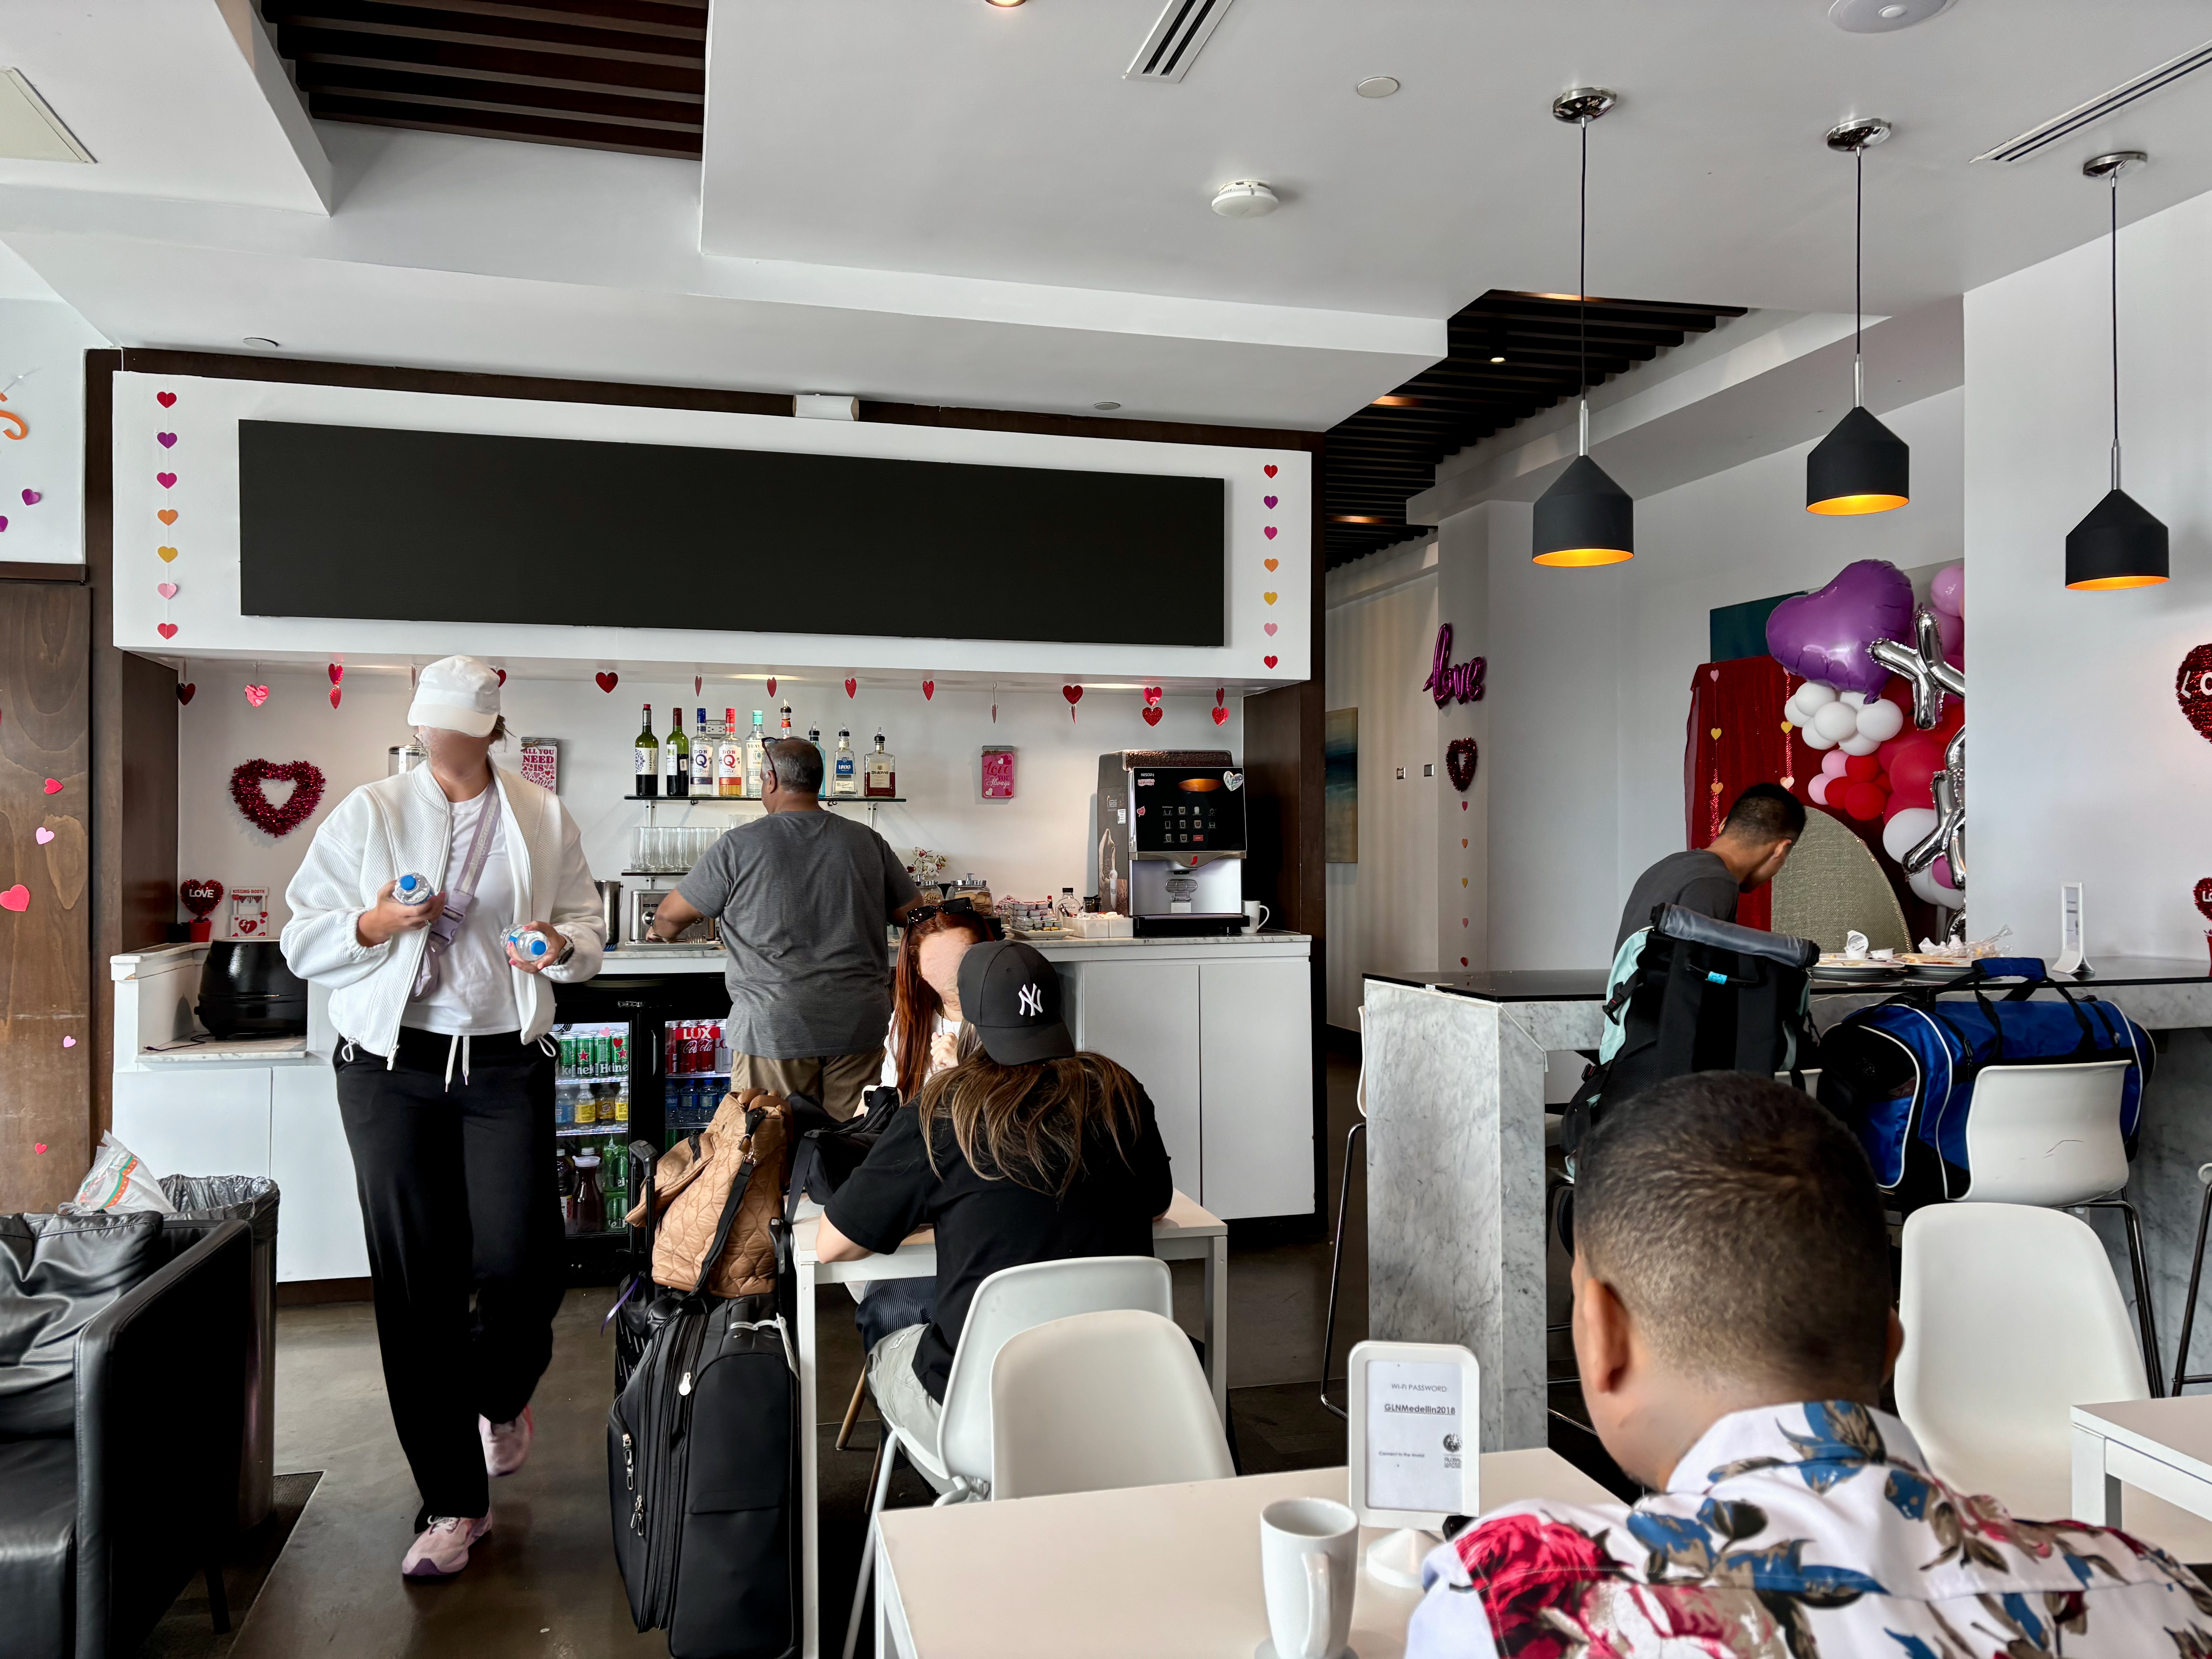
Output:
top-left (1709, 727), bottom-right (1721, 740)
top-left (1446, 738), bottom-right (1479, 792)
top-left (1142, 686), bottom-right (1162, 708)
top-left (230, 759), bottom-right (325, 836)
top-left (158, 582), bottom-right (178, 600)
top-left (1264, 558), bottom-right (1279, 572)
top-left (34, 826), bottom-right (54, 845)
top-left (2195, 877), bottom-right (2212, 921)
top-left (1264, 623), bottom-right (1279, 637)
top-left (156, 546), bottom-right (178, 562)
top-left (1264, 464), bottom-right (1278, 477)
top-left (157, 623), bottom-right (178, 640)
top-left (179, 879), bottom-right (224, 918)
top-left (695, 676), bottom-right (703, 696)
top-left (328, 687), bottom-right (342, 709)
top-left (60, 1038), bottom-right (73, 1049)
top-left (922, 680), bottom-right (935, 701)
top-left (1460, 958), bottom-right (1468, 968)
top-left (1264, 655), bottom-right (1278, 669)
top-left (595, 671), bottom-right (619, 693)
top-left (157, 432), bottom-right (177, 449)
top-left (0, 517), bottom-right (9, 532)
top-left (244, 684), bottom-right (270, 707)
top-left (1142, 706), bottom-right (1163, 727)
top-left (1264, 495), bottom-right (1278, 509)
top-left (1263, 591), bottom-right (1278, 605)
top-left (1211, 706), bottom-right (1229, 726)
top-left (21, 489), bottom-right (38, 505)
top-left (766, 677), bottom-right (777, 697)
top-left (325, 662), bottom-right (343, 685)
top-left (156, 391), bottom-right (177, 408)
top-left (41, 778), bottom-right (61, 795)
top-left (177, 683), bottom-right (195, 706)
top-left (157, 472), bottom-right (176, 489)
top-left (1216, 687), bottom-right (1226, 707)
top-left (1779, 773), bottom-right (1795, 790)
top-left (33, 1143), bottom-right (44, 1153)
top-left (1264, 526), bottom-right (1278, 540)
top-left (0, 885), bottom-right (28, 912)
top-left (1708, 668), bottom-right (1720, 682)
top-left (843, 677), bottom-right (857, 699)
top-left (1061, 685), bottom-right (1084, 706)
top-left (1462, 838), bottom-right (1469, 848)
top-left (158, 508), bottom-right (178, 526)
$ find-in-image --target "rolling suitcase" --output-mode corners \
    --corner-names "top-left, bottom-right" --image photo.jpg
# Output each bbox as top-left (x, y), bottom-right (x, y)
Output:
top-left (609, 1116), bottom-right (800, 1659)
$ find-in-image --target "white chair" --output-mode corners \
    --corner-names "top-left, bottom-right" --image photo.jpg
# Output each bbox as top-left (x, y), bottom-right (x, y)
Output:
top-left (1898, 1202), bottom-right (2148, 1519)
top-left (989, 1308), bottom-right (1235, 1500)
top-left (1956, 1060), bottom-right (2161, 1393)
top-left (842, 1255), bottom-right (1172, 1659)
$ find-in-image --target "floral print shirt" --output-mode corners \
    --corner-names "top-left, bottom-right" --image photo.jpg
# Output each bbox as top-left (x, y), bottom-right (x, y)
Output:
top-left (1405, 1401), bottom-right (2212, 1658)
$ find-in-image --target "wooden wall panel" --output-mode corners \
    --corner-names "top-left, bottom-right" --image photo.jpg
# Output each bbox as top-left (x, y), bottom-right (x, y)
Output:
top-left (120, 649), bottom-right (177, 955)
top-left (0, 579), bottom-right (93, 1208)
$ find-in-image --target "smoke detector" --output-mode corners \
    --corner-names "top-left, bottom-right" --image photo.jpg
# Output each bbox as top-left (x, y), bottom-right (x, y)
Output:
top-left (1829, 0), bottom-right (1954, 31)
top-left (1211, 180), bottom-right (1279, 218)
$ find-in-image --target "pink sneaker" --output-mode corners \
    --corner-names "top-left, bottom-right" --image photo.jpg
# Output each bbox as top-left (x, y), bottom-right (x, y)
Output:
top-left (401, 1513), bottom-right (491, 1580)
top-left (480, 1405), bottom-right (534, 1477)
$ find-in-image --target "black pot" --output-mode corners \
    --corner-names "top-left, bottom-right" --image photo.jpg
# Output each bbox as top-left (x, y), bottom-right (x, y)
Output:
top-left (197, 941), bottom-right (308, 1039)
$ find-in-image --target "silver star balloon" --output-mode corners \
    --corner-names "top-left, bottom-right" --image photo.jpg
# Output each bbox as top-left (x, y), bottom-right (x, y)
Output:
top-left (1867, 608), bottom-right (1965, 889)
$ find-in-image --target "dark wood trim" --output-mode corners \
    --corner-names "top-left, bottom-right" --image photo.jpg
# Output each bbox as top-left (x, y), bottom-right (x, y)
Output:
top-left (0, 561), bottom-right (87, 583)
top-left (860, 401), bottom-right (1324, 454)
top-left (86, 349), bottom-right (122, 1144)
top-left (276, 1277), bottom-right (374, 1307)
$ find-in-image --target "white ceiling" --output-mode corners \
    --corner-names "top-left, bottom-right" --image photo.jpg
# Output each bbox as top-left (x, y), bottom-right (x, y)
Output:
top-left (2, 0), bottom-right (2210, 431)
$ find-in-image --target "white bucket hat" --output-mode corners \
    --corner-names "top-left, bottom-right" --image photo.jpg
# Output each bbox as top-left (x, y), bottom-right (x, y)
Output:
top-left (407, 655), bottom-right (501, 737)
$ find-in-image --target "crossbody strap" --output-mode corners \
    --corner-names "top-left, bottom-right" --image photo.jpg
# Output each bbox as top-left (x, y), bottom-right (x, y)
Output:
top-left (410, 795), bottom-right (501, 999)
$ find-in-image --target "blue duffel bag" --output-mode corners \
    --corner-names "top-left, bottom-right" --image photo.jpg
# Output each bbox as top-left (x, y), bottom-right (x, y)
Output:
top-left (1815, 955), bottom-right (2152, 1207)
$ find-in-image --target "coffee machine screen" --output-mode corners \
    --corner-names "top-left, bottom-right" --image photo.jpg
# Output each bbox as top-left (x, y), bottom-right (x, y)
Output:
top-left (1131, 768), bottom-right (1247, 855)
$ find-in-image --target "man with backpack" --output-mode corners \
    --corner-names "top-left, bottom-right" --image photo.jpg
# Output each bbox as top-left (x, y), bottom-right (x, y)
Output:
top-left (1614, 782), bottom-right (1803, 949)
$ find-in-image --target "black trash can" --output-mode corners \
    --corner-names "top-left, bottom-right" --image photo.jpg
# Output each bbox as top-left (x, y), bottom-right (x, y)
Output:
top-left (160, 1175), bottom-right (279, 1530)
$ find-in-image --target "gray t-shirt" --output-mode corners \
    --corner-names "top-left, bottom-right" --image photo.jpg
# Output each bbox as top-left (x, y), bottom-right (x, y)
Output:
top-left (677, 812), bottom-right (919, 1060)
top-left (1614, 848), bottom-right (1740, 950)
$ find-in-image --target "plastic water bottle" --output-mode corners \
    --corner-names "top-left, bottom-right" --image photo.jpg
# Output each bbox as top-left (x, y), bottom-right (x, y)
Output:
top-left (393, 872), bottom-right (435, 906)
top-left (505, 926), bottom-right (551, 962)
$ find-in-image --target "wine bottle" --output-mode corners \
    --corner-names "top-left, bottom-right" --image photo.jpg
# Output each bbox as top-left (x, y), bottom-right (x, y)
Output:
top-left (634, 704), bottom-right (658, 799)
top-left (663, 705), bottom-right (690, 798)
top-left (717, 709), bottom-right (744, 798)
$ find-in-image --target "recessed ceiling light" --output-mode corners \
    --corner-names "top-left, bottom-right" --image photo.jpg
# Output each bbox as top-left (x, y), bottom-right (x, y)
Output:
top-left (1094, 401), bottom-right (1121, 410)
top-left (1211, 180), bottom-right (1279, 218)
top-left (1828, 0), bottom-right (1953, 32)
top-left (1370, 395), bottom-right (1417, 407)
top-left (985, 0), bottom-right (1025, 8)
top-left (1330, 514), bottom-right (1384, 524)
top-left (243, 337), bottom-right (280, 348)
top-left (1356, 77), bottom-right (1400, 99)
top-left (1489, 354), bottom-right (1506, 364)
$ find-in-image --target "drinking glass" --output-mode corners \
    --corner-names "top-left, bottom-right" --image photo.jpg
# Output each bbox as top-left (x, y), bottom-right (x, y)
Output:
top-left (632, 824), bottom-right (653, 874)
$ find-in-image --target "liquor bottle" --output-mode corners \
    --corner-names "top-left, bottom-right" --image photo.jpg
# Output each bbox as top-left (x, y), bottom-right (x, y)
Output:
top-left (663, 706), bottom-right (690, 798)
top-left (833, 730), bottom-right (859, 797)
top-left (634, 704), bottom-right (659, 798)
top-left (743, 711), bottom-right (768, 797)
top-left (864, 732), bottom-right (896, 798)
top-left (716, 709), bottom-right (745, 798)
top-left (808, 728), bottom-right (827, 799)
top-left (778, 701), bottom-right (795, 741)
top-left (692, 709), bottom-right (715, 794)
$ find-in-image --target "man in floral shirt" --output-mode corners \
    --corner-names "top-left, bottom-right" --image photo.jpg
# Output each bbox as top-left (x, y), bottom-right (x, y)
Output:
top-left (1407, 1073), bottom-right (2212, 1658)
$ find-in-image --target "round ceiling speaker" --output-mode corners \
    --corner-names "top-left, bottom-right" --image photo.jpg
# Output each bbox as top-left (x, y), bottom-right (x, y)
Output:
top-left (1828, 0), bottom-right (1954, 33)
top-left (1211, 180), bottom-right (1280, 218)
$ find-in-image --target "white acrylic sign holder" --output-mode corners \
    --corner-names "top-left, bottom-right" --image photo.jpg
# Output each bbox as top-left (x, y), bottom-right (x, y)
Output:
top-left (1345, 1339), bottom-right (1481, 1589)
top-left (2054, 881), bottom-right (2090, 978)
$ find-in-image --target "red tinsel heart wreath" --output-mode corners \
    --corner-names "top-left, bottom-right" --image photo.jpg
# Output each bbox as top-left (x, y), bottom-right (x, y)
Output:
top-left (230, 759), bottom-right (326, 837)
top-left (2179, 644), bottom-right (2212, 742)
top-left (1446, 738), bottom-right (1479, 793)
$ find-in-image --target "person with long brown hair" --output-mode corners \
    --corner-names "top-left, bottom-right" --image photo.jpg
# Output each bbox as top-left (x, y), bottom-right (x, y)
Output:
top-left (817, 941), bottom-right (1173, 1453)
top-left (880, 900), bottom-right (997, 1099)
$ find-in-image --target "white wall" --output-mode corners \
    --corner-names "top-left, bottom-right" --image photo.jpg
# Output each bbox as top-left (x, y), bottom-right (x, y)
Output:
top-left (0, 297), bottom-right (110, 563)
top-left (177, 667), bottom-right (1241, 936)
top-left (1323, 542), bottom-right (1437, 1027)
top-left (1460, 386), bottom-right (1965, 970)
top-left (1967, 185), bottom-right (2212, 959)
top-left (1435, 507), bottom-right (1491, 977)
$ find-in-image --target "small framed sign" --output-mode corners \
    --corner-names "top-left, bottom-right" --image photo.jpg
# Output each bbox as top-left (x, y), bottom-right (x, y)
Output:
top-left (226, 887), bottom-right (271, 940)
top-left (2055, 881), bottom-right (2088, 978)
top-left (1347, 1338), bottom-right (1480, 1529)
top-left (519, 739), bottom-right (560, 794)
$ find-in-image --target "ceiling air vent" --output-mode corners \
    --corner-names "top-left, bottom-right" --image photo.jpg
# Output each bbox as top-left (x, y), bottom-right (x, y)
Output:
top-left (1974, 38), bottom-right (2212, 164)
top-left (1126, 0), bottom-right (1238, 84)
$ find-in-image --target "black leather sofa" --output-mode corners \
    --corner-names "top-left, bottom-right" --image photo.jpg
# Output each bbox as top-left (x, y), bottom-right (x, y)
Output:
top-left (0, 1213), bottom-right (251, 1659)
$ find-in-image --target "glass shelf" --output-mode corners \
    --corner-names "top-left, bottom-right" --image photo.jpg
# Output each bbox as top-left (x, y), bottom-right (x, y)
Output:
top-left (622, 794), bottom-right (904, 804)
top-left (556, 1124), bottom-right (629, 1138)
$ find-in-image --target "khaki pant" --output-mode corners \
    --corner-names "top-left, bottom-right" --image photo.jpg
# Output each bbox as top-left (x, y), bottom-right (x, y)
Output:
top-left (733, 1047), bottom-right (883, 1121)
top-left (867, 1322), bottom-right (951, 1495)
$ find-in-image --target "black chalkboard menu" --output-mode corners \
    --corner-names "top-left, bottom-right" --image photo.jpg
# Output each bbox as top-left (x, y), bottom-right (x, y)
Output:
top-left (238, 420), bottom-right (1227, 647)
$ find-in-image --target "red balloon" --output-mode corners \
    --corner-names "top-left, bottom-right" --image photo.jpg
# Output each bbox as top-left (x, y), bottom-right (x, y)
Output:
top-left (1889, 741), bottom-right (1942, 799)
top-left (1843, 781), bottom-right (1886, 821)
top-left (1872, 771), bottom-right (1889, 793)
top-left (1844, 753), bottom-right (1882, 782)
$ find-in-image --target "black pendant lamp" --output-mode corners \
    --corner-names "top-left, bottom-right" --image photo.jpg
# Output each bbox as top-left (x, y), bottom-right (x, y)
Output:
top-left (1807, 118), bottom-right (1910, 515)
top-left (1533, 88), bottom-right (1633, 567)
top-left (2066, 151), bottom-right (2167, 590)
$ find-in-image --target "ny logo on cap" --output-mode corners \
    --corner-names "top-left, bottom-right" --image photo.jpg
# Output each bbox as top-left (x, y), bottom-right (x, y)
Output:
top-left (1018, 983), bottom-right (1043, 1017)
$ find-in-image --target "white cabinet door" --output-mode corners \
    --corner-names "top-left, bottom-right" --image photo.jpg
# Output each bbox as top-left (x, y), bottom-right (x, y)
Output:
top-left (1064, 959), bottom-right (1203, 1201)
top-left (270, 1063), bottom-right (369, 1283)
top-left (112, 1068), bottom-right (271, 1182)
top-left (1199, 958), bottom-right (1315, 1220)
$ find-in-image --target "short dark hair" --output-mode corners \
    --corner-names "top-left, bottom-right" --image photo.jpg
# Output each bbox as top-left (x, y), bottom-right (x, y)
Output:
top-left (1575, 1072), bottom-right (1891, 1396)
top-left (1722, 782), bottom-right (1805, 843)
top-left (767, 737), bottom-right (823, 794)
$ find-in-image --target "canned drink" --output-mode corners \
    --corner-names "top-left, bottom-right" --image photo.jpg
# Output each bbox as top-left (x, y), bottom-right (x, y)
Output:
top-left (393, 872), bottom-right (435, 906)
top-left (663, 1022), bottom-right (679, 1073)
top-left (611, 1032), bottom-right (629, 1076)
top-left (560, 1034), bottom-right (577, 1077)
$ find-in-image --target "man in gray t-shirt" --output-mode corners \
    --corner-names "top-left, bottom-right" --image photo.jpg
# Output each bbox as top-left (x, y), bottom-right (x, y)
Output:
top-left (1614, 783), bottom-right (1806, 951)
top-left (647, 739), bottom-right (921, 1118)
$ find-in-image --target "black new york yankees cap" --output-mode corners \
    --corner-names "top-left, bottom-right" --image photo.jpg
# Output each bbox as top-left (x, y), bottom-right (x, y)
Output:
top-left (957, 940), bottom-right (1076, 1066)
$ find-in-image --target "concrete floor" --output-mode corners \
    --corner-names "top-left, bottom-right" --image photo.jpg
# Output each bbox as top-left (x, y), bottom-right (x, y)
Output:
top-left (219, 1056), bottom-right (1368, 1657)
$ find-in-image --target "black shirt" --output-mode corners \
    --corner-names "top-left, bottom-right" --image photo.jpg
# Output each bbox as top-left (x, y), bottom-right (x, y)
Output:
top-left (824, 1089), bottom-right (1175, 1401)
top-left (1614, 848), bottom-right (1741, 951)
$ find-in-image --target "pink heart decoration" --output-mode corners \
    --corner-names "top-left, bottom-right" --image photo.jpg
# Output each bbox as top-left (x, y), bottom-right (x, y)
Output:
top-left (0, 517), bottom-right (9, 532)
top-left (1141, 706), bottom-right (1163, 727)
top-left (157, 432), bottom-right (177, 449)
top-left (177, 683), bottom-right (195, 706)
top-left (42, 779), bottom-right (61, 795)
top-left (157, 623), bottom-right (178, 639)
top-left (157, 472), bottom-right (177, 489)
top-left (328, 687), bottom-right (342, 709)
top-left (1263, 495), bottom-right (1278, 509)
top-left (0, 884), bottom-right (27, 912)
top-left (35, 827), bottom-right (53, 844)
top-left (61, 1037), bottom-right (74, 1049)
top-left (156, 391), bottom-right (177, 408)
top-left (244, 684), bottom-right (270, 707)
top-left (1264, 622), bottom-right (1278, 635)
top-left (843, 678), bottom-right (857, 698)
top-left (922, 680), bottom-right (935, 700)
top-left (1142, 686), bottom-right (1162, 708)
top-left (328, 662), bottom-right (343, 684)
top-left (157, 582), bottom-right (178, 599)
top-left (1263, 464), bottom-right (1278, 478)
top-left (1264, 655), bottom-right (1278, 669)
top-left (595, 671), bottom-right (619, 693)
top-left (20, 489), bottom-right (38, 505)
top-left (33, 1143), bottom-right (45, 1153)
top-left (1211, 706), bottom-right (1229, 726)
top-left (1061, 685), bottom-right (1084, 706)
top-left (1708, 668), bottom-right (1720, 682)
top-left (1264, 526), bottom-right (1278, 540)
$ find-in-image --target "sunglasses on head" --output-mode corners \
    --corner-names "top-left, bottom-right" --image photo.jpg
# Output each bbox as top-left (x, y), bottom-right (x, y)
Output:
top-left (905, 896), bottom-right (1004, 937)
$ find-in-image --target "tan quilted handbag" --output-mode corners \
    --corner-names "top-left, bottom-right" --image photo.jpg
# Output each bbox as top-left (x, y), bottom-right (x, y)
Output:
top-left (627, 1087), bottom-right (790, 1299)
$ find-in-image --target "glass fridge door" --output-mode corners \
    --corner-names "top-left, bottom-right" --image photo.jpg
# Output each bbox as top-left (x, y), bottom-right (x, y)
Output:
top-left (549, 1020), bottom-right (634, 1235)
top-left (659, 1017), bottom-right (732, 1149)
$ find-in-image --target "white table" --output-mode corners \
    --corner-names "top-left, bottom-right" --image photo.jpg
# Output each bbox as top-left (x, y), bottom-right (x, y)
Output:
top-left (2072, 1395), bottom-right (2212, 1527)
top-left (871, 1450), bottom-right (1616, 1658)
top-left (791, 1188), bottom-right (1229, 1659)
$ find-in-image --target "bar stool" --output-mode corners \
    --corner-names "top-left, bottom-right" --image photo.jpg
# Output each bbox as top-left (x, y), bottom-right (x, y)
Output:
top-left (1956, 1059), bottom-right (2162, 1396)
top-left (1317, 1006), bottom-right (1368, 1419)
top-left (2168, 1164), bottom-right (2212, 1393)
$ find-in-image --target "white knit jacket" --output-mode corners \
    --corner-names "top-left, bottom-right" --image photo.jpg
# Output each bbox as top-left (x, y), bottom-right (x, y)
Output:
top-left (280, 763), bottom-right (605, 1055)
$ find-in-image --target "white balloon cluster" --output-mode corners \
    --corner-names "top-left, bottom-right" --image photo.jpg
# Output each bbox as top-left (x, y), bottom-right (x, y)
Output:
top-left (1784, 680), bottom-right (1905, 756)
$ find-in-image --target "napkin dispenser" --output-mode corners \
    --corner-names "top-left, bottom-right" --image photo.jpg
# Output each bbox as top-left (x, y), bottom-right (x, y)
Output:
top-left (1096, 750), bottom-right (1247, 937)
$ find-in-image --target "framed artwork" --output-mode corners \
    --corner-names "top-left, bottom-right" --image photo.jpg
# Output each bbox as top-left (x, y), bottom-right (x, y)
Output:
top-left (1325, 707), bottom-right (1359, 865)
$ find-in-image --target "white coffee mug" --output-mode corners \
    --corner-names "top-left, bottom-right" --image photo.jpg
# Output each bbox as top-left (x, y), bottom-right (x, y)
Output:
top-left (1244, 900), bottom-right (1272, 934)
top-left (1258, 1497), bottom-right (1357, 1659)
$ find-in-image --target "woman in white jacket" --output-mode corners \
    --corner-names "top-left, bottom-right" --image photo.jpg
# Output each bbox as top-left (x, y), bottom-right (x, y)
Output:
top-left (281, 655), bottom-right (604, 1582)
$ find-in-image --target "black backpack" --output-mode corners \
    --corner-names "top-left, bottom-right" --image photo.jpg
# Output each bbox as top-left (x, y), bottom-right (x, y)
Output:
top-left (607, 1127), bottom-right (799, 1659)
top-left (1559, 905), bottom-right (1819, 1169)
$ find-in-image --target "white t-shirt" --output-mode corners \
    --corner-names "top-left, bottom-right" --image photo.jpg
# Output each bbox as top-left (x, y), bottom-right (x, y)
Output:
top-left (402, 791), bottom-right (522, 1036)
top-left (879, 1010), bottom-right (958, 1090)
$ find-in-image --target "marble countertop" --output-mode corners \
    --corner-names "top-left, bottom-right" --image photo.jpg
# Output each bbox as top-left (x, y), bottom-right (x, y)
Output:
top-left (1369, 955), bottom-right (2212, 1005)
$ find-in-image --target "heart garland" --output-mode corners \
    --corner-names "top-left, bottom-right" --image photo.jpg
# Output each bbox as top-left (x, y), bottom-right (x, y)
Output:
top-left (766, 677), bottom-right (777, 697)
top-left (596, 671), bottom-right (620, 693)
top-left (177, 682), bottom-right (196, 706)
top-left (1062, 684), bottom-right (1083, 725)
top-left (922, 679), bottom-right (935, 701)
top-left (1142, 686), bottom-right (1162, 707)
top-left (1446, 738), bottom-right (1480, 793)
top-left (244, 683), bottom-right (269, 707)
top-left (230, 759), bottom-right (326, 837)
top-left (179, 879), bottom-right (225, 919)
top-left (843, 677), bottom-right (857, 699)
top-left (1142, 706), bottom-right (1164, 727)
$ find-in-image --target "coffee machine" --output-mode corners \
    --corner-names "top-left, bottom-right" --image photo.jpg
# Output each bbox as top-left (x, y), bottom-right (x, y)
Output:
top-left (1096, 750), bottom-right (1247, 936)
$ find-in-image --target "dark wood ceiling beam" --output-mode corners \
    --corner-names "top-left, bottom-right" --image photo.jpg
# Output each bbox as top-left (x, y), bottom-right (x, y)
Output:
top-left (266, 0), bottom-right (708, 46)
top-left (292, 61), bottom-right (701, 121)
top-left (307, 103), bottom-right (702, 158)
top-left (268, 24), bottom-right (703, 92)
top-left (264, 7), bottom-right (704, 65)
top-left (302, 79), bottom-right (701, 132)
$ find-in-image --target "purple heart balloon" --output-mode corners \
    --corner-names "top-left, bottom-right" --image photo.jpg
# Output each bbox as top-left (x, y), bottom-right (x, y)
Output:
top-left (1765, 558), bottom-right (1914, 697)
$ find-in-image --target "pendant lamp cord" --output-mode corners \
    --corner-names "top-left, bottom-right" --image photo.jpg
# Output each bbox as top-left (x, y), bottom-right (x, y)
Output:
top-left (2109, 170), bottom-right (2122, 491)
top-left (1853, 145), bottom-right (1864, 409)
top-left (1577, 117), bottom-right (1590, 456)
